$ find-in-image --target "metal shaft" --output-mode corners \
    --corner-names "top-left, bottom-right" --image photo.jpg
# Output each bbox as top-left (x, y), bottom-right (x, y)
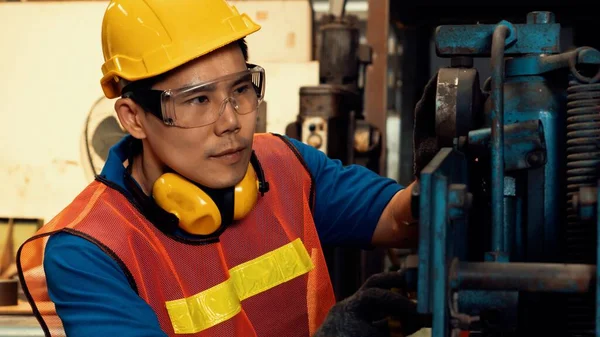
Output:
top-left (490, 24), bottom-right (509, 254)
top-left (329, 0), bottom-right (347, 18)
top-left (451, 261), bottom-right (596, 293)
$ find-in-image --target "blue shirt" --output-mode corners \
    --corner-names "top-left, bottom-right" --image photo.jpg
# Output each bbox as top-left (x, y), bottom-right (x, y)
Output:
top-left (44, 134), bottom-right (403, 336)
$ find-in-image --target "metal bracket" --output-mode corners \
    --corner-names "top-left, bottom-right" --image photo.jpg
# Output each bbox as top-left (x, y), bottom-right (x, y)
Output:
top-left (417, 148), bottom-right (470, 337)
top-left (435, 21), bottom-right (559, 57)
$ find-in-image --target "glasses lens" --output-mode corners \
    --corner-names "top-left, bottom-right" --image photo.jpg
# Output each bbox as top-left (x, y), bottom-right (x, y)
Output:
top-left (163, 67), bottom-right (265, 128)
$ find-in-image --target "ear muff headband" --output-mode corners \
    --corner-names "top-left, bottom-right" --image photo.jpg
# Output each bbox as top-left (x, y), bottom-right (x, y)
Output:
top-left (152, 152), bottom-right (268, 235)
top-left (251, 150), bottom-right (270, 196)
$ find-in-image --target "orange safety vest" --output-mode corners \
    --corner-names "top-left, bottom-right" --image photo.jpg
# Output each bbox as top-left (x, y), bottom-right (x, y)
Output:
top-left (17, 133), bottom-right (336, 337)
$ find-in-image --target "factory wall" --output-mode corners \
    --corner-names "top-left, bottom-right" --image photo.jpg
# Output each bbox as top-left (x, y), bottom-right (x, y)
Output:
top-left (0, 1), bottom-right (317, 237)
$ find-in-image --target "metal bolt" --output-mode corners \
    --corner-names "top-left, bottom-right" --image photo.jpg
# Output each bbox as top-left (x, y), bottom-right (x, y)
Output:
top-left (449, 184), bottom-right (471, 220)
top-left (526, 150), bottom-right (546, 167)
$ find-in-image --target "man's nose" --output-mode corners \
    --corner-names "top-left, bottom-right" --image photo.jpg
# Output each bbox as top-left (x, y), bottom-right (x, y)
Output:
top-left (214, 97), bottom-right (241, 133)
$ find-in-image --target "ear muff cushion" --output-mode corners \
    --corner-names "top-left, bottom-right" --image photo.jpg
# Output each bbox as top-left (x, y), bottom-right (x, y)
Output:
top-left (153, 173), bottom-right (222, 235)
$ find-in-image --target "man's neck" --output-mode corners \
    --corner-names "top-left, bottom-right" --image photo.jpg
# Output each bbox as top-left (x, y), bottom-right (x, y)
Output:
top-left (129, 144), bottom-right (164, 196)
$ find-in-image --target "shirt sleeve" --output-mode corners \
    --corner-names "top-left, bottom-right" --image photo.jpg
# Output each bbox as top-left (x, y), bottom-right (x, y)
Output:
top-left (284, 136), bottom-right (404, 247)
top-left (44, 232), bottom-right (168, 337)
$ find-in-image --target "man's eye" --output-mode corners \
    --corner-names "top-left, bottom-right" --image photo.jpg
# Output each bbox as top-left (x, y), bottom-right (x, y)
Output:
top-left (235, 85), bottom-right (250, 94)
top-left (189, 95), bottom-right (209, 104)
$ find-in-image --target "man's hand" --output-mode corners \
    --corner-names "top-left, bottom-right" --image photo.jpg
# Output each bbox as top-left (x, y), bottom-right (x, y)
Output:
top-left (313, 271), bottom-right (424, 337)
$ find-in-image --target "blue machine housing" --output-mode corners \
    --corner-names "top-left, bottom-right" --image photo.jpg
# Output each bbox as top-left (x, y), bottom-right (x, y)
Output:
top-left (413, 11), bottom-right (600, 336)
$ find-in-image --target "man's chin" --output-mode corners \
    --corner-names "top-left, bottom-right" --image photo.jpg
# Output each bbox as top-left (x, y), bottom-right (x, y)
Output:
top-left (180, 155), bottom-right (250, 189)
top-left (190, 170), bottom-right (247, 190)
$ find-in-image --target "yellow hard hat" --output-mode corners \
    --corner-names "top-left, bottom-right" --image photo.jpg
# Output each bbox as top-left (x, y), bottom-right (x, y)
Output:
top-left (100, 0), bottom-right (261, 99)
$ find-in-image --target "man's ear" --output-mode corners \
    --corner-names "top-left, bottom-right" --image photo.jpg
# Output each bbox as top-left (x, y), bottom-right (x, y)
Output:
top-left (115, 98), bottom-right (147, 139)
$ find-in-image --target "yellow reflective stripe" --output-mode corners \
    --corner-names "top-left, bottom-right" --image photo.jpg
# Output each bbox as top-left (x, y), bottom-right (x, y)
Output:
top-left (165, 238), bottom-right (315, 334)
top-left (230, 238), bottom-right (314, 300)
top-left (165, 277), bottom-right (242, 334)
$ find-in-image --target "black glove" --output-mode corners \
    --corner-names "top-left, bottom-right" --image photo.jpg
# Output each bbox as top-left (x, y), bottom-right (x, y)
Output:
top-left (313, 271), bottom-right (423, 337)
top-left (413, 72), bottom-right (440, 179)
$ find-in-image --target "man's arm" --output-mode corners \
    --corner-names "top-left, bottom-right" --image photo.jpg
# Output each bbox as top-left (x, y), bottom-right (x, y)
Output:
top-left (44, 232), bottom-right (167, 337)
top-left (284, 136), bottom-right (416, 248)
top-left (371, 181), bottom-right (418, 248)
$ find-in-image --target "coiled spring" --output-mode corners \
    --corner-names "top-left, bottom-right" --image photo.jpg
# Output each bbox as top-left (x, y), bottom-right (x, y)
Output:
top-left (565, 47), bottom-right (600, 336)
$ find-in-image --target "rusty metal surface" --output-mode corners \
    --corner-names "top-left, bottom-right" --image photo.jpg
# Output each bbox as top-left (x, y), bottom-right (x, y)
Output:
top-left (489, 24), bottom-right (511, 257)
top-left (298, 85), bottom-right (358, 118)
top-left (434, 22), bottom-right (560, 57)
top-left (435, 71), bottom-right (458, 147)
top-left (353, 123), bottom-right (375, 153)
top-left (466, 119), bottom-right (547, 172)
top-left (457, 290), bottom-right (519, 332)
top-left (435, 67), bottom-right (481, 147)
top-left (414, 10), bottom-right (600, 336)
top-left (505, 48), bottom-right (600, 77)
top-left (318, 19), bottom-right (361, 87)
top-left (352, 119), bottom-right (382, 171)
top-left (451, 261), bottom-right (596, 293)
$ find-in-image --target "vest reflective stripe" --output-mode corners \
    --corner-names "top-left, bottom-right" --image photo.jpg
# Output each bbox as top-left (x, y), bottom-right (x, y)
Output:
top-left (165, 238), bottom-right (314, 334)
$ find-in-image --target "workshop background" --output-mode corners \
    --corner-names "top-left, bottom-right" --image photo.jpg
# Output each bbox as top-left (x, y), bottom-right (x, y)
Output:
top-left (1, 0), bottom-right (599, 336)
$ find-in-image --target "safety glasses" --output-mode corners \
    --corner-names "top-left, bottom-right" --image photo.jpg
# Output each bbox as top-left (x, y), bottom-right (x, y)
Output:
top-left (124, 64), bottom-right (265, 128)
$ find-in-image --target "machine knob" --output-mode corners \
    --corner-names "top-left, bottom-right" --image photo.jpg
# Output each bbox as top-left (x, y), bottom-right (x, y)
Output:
top-left (307, 134), bottom-right (323, 149)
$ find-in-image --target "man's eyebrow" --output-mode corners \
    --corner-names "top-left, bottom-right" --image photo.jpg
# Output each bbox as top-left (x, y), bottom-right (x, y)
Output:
top-left (195, 83), bottom-right (217, 92)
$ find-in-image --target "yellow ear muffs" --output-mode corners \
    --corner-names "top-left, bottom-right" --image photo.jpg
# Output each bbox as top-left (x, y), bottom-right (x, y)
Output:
top-left (152, 164), bottom-right (260, 236)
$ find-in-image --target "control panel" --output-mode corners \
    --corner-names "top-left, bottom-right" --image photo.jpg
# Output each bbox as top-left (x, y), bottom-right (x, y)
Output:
top-left (301, 117), bottom-right (328, 155)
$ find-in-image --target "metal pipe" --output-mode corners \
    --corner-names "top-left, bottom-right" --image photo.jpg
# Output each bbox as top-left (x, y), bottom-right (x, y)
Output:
top-left (451, 261), bottom-right (596, 293)
top-left (365, 0), bottom-right (389, 177)
top-left (328, 0), bottom-right (347, 18)
top-left (490, 24), bottom-right (509, 254)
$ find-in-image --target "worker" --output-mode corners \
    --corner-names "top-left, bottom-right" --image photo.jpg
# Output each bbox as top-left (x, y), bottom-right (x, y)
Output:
top-left (17, 1), bottom-right (420, 336)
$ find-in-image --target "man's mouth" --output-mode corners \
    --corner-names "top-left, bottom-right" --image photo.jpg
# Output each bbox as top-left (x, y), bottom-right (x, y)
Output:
top-left (212, 146), bottom-right (245, 158)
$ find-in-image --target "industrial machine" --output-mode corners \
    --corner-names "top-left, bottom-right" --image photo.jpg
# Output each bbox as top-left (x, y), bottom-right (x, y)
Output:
top-left (286, 1), bottom-right (380, 170)
top-left (408, 11), bottom-right (600, 336)
top-left (285, 0), bottom-right (383, 300)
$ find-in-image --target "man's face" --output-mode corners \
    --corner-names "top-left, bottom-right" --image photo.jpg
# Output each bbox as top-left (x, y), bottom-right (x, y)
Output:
top-left (138, 44), bottom-right (257, 189)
